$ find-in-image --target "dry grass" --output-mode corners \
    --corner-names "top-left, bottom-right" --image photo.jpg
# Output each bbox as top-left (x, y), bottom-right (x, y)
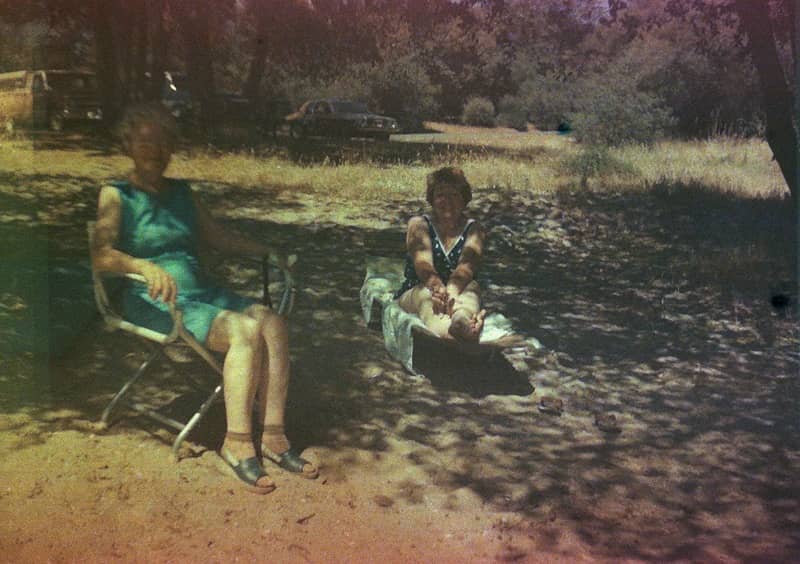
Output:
top-left (0, 128), bottom-right (788, 206)
top-left (611, 137), bottom-right (788, 198)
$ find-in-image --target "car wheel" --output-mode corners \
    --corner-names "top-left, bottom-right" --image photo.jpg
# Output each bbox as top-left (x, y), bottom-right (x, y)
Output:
top-left (49, 114), bottom-right (64, 132)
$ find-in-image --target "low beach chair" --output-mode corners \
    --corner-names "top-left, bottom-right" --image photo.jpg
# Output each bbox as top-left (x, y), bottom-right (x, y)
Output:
top-left (359, 255), bottom-right (543, 381)
top-left (88, 221), bottom-right (296, 459)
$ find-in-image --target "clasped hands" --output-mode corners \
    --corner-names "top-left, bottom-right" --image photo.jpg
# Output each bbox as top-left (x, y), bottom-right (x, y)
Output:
top-left (425, 277), bottom-right (458, 316)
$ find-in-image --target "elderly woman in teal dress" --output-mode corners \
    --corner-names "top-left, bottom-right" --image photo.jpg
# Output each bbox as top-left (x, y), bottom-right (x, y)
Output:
top-left (91, 103), bottom-right (318, 494)
top-left (396, 166), bottom-right (486, 342)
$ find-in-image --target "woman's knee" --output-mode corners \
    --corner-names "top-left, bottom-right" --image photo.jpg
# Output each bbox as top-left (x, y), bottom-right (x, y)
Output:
top-left (207, 310), bottom-right (263, 352)
top-left (453, 281), bottom-right (481, 312)
top-left (226, 312), bottom-right (262, 346)
top-left (398, 285), bottom-right (431, 314)
top-left (462, 280), bottom-right (480, 295)
top-left (252, 307), bottom-right (287, 342)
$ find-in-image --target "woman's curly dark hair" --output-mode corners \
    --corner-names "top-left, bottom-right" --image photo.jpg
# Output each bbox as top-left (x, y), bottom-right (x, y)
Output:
top-left (117, 102), bottom-right (178, 153)
top-left (425, 166), bottom-right (472, 204)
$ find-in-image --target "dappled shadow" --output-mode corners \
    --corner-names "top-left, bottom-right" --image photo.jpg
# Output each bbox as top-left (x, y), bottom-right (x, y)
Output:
top-left (2, 164), bottom-right (798, 561)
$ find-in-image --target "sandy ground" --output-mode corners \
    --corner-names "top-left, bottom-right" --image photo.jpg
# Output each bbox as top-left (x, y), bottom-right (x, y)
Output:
top-left (1, 154), bottom-right (799, 562)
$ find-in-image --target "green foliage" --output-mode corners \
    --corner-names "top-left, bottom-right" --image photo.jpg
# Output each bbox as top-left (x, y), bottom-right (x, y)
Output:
top-left (561, 145), bottom-right (635, 187)
top-left (495, 110), bottom-right (529, 132)
top-left (499, 72), bottom-right (576, 131)
top-left (607, 34), bottom-right (762, 138)
top-left (368, 55), bottom-right (441, 123)
top-left (0, 0), bottom-right (780, 142)
top-left (0, 21), bottom-right (49, 71)
top-left (462, 97), bottom-right (495, 127)
top-left (568, 62), bottom-right (674, 146)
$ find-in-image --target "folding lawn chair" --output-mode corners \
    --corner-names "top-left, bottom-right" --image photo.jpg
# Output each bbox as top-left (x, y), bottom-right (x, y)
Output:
top-left (88, 221), bottom-right (296, 459)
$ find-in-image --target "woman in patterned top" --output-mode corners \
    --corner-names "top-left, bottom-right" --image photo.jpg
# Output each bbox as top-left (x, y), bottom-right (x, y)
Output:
top-left (396, 167), bottom-right (486, 342)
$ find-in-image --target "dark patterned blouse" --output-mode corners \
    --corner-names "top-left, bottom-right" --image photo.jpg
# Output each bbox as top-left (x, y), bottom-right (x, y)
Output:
top-left (395, 214), bottom-right (476, 298)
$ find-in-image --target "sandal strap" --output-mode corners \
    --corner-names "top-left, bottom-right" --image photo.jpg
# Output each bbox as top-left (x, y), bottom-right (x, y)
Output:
top-left (262, 424), bottom-right (285, 435)
top-left (222, 450), bottom-right (271, 486)
top-left (226, 430), bottom-right (253, 442)
top-left (264, 447), bottom-right (313, 474)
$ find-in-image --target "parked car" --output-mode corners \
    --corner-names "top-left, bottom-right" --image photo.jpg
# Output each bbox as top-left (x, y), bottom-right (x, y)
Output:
top-left (285, 99), bottom-right (400, 140)
top-left (0, 69), bottom-right (102, 131)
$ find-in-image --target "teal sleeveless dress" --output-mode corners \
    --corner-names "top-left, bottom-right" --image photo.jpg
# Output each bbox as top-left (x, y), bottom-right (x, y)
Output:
top-left (113, 179), bottom-right (255, 344)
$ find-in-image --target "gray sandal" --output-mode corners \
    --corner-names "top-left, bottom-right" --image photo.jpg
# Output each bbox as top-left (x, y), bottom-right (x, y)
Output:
top-left (261, 425), bottom-right (319, 479)
top-left (220, 431), bottom-right (276, 494)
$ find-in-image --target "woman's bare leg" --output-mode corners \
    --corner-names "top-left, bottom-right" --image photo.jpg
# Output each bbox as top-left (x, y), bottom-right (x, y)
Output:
top-left (206, 311), bottom-right (274, 489)
top-left (448, 281), bottom-right (484, 342)
top-left (245, 305), bottom-right (316, 476)
top-left (398, 285), bottom-right (453, 338)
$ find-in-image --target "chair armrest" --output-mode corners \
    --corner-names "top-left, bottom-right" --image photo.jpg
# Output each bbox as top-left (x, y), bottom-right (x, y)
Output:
top-left (94, 269), bottom-right (183, 341)
top-left (236, 254), bottom-right (297, 316)
top-left (99, 271), bottom-right (148, 284)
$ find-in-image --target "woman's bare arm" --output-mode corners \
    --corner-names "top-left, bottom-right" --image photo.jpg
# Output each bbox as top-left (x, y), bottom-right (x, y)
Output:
top-left (407, 216), bottom-right (450, 313)
top-left (91, 185), bottom-right (177, 303)
top-left (446, 221), bottom-right (485, 297)
top-left (406, 216), bottom-right (440, 287)
top-left (192, 192), bottom-right (288, 267)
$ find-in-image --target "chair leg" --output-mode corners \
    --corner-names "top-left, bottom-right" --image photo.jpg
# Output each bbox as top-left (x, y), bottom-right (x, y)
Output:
top-left (100, 347), bottom-right (161, 426)
top-left (171, 383), bottom-right (224, 460)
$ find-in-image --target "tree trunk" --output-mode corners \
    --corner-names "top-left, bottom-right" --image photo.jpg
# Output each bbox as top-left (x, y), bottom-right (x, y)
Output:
top-left (734, 0), bottom-right (799, 294)
top-left (182, 2), bottom-right (218, 132)
top-left (734, 0), bottom-right (797, 200)
top-left (244, 0), bottom-right (270, 102)
top-left (794, 0), bottom-right (800, 306)
top-left (94, 0), bottom-right (120, 126)
top-left (133, 0), bottom-right (149, 101)
top-left (117, 1), bottom-right (134, 106)
top-left (149, 0), bottom-right (168, 102)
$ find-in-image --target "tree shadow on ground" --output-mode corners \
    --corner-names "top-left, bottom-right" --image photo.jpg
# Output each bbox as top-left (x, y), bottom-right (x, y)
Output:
top-left (2, 170), bottom-right (798, 562)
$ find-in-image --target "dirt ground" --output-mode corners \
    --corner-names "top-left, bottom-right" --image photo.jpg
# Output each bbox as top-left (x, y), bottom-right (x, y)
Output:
top-left (1, 152), bottom-right (799, 563)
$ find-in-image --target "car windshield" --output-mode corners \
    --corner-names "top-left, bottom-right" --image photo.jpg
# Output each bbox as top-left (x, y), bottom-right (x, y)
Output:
top-left (47, 73), bottom-right (97, 92)
top-left (332, 101), bottom-right (369, 113)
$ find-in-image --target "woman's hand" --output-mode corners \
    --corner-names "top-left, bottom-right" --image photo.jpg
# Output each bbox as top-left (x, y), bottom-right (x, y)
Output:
top-left (425, 276), bottom-right (450, 315)
top-left (137, 260), bottom-right (177, 303)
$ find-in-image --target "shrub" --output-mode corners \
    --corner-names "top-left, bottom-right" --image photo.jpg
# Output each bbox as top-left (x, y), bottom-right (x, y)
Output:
top-left (462, 97), bottom-right (496, 127)
top-left (501, 74), bottom-right (576, 132)
top-left (561, 146), bottom-right (635, 188)
top-left (496, 111), bottom-right (529, 132)
top-left (369, 55), bottom-right (440, 124)
top-left (569, 67), bottom-right (674, 147)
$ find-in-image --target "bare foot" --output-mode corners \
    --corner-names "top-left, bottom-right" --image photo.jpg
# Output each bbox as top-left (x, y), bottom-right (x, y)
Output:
top-left (448, 310), bottom-right (486, 342)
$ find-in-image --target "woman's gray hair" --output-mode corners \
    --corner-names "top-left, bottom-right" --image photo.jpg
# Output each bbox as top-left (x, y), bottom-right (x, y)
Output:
top-left (117, 102), bottom-right (178, 152)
